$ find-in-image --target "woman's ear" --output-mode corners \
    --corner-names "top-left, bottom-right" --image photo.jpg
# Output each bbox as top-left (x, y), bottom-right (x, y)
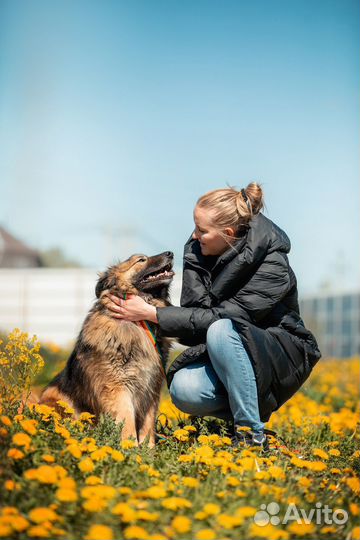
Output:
top-left (224, 227), bottom-right (236, 238)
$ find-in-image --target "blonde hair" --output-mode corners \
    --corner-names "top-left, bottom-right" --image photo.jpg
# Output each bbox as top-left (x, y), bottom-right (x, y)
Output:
top-left (196, 182), bottom-right (264, 242)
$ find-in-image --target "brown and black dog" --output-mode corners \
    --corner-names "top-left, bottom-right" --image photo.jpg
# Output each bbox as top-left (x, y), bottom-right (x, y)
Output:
top-left (39, 251), bottom-right (174, 446)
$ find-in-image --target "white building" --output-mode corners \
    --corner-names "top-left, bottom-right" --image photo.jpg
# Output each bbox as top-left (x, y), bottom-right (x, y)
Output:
top-left (0, 268), bottom-right (182, 346)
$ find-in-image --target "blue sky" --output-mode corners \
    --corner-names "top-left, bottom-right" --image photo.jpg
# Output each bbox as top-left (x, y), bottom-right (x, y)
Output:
top-left (0, 0), bottom-right (358, 296)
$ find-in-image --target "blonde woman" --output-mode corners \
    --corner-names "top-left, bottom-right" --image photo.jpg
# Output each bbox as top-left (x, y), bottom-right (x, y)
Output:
top-left (106, 183), bottom-right (321, 450)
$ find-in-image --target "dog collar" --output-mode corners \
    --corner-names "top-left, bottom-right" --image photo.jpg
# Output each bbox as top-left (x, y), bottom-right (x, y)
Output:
top-left (123, 293), bottom-right (164, 368)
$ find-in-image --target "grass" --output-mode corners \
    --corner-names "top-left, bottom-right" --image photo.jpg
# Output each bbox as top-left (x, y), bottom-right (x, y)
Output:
top-left (0, 330), bottom-right (359, 540)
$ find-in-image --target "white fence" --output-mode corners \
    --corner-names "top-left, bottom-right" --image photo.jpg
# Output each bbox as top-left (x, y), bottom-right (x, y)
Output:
top-left (0, 269), bottom-right (182, 346)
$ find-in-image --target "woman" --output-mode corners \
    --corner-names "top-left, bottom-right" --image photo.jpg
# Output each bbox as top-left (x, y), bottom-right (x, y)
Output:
top-left (106, 183), bottom-right (321, 449)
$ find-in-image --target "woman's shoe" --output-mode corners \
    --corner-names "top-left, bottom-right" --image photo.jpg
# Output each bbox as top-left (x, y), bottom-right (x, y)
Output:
top-left (233, 426), bottom-right (270, 452)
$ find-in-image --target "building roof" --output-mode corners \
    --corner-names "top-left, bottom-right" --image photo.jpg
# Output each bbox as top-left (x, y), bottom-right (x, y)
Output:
top-left (0, 226), bottom-right (39, 257)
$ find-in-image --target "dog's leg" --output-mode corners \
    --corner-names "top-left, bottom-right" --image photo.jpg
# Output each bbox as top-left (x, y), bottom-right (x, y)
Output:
top-left (114, 390), bottom-right (138, 445)
top-left (138, 403), bottom-right (158, 448)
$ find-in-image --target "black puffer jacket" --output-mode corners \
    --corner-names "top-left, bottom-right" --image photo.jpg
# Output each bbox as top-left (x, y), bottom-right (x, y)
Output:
top-left (156, 212), bottom-right (321, 422)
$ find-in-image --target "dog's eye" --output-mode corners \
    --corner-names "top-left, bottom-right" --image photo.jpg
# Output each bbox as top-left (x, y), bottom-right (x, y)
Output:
top-left (137, 257), bottom-right (147, 263)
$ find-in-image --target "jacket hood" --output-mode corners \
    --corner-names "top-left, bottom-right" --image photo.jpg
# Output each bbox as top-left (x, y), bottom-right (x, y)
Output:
top-left (184, 212), bottom-right (291, 271)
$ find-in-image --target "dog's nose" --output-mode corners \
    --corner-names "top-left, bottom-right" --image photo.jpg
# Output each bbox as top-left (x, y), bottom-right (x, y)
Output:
top-left (164, 251), bottom-right (173, 258)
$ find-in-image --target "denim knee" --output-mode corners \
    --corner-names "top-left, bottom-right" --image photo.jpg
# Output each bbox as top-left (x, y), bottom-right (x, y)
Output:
top-left (206, 318), bottom-right (234, 351)
top-left (169, 369), bottom-right (201, 413)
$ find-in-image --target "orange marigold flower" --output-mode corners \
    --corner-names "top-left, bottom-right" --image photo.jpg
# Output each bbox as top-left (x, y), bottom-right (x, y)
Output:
top-left (55, 488), bottom-right (78, 503)
top-left (12, 432), bottom-right (31, 449)
top-left (78, 457), bottom-right (95, 473)
top-left (123, 525), bottom-right (149, 539)
top-left (28, 508), bottom-right (59, 524)
top-left (171, 516), bottom-right (192, 533)
top-left (7, 448), bottom-right (25, 460)
top-left (85, 525), bottom-right (114, 540)
top-left (20, 419), bottom-right (38, 435)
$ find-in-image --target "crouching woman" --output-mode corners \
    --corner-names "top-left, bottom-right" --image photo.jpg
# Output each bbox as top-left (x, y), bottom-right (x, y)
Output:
top-left (107, 183), bottom-right (321, 449)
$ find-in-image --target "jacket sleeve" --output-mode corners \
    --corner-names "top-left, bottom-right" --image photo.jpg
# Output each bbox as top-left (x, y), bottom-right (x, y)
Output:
top-left (156, 251), bottom-right (291, 341)
top-left (156, 301), bottom-right (251, 342)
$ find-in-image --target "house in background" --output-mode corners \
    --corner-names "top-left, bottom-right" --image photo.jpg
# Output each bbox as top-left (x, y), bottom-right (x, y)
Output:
top-left (0, 226), bottom-right (42, 268)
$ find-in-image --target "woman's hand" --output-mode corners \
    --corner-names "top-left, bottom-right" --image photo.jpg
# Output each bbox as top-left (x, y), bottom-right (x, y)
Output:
top-left (104, 293), bottom-right (158, 323)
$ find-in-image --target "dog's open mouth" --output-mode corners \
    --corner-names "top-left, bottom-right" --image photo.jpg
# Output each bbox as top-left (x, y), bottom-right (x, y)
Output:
top-left (140, 263), bottom-right (174, 285)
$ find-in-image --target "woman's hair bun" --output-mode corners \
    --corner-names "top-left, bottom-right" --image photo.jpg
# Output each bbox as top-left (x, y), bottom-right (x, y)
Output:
top-left (241, 182), bottom-right (264, 215)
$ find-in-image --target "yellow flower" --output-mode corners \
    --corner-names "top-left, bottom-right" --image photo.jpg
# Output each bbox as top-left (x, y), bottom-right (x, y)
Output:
top-left (195, 530), bottom-right (216, 540)
top-left (0, 416), bottom-right (12, 427)
top-left (85, 524), bottom-right (114, 540)
top-left (15, 515), bottom-right (30, 531)
top-left (81, 485), bottom-right (117, 500)
top-left (20, 419), bottom-right (38, 435)
top-left (171, 516), bottom-right (192, 533)
top-left (312, 448), bottom-right (329, 460)
top-left (124, 526), bottom-right (149, 539)
top-left (249, 523), bottom-right (289, 539)
top-left (287, 522), bottom-right (316, 536)
top-left (111, 449), bottom-right (125, 462)
top-left (162, 497), bottom-right (192, 510)
top-left (182, 477), bottom-right (200, 488)
top-left (268, 465), bottom-right (286, 480)
top-left (7, 448), bottom-right (25, 460)
top-left (216, 514), bottom-right (243, 529)
top-left (351, 527), bottom-right (360, 540)
top-left (194, 446), bottom-right (214, 462)
top-left (27, 525), bottom-right (50, 537)
top-left (203, 503), bottom-right (221, 516)
top-left (320, 526), bottom-right (338, 534)
top-left (42, 454), bottom-right (55, 463)
top-left (136, 510), bottom-right (159, 522)
top-left (82, 498), bottom-right (108, 512)
top-left (195, 511), bottom-right (207, 520)
top-left (58, 477), bottom-right (76, 489)
top-left (91, 447), bottom-right (109, 461)
top-left (145, 486), bottom-right (167, 499)
top-left (235, 506), bottom-right (257, 518)
top-left (55, 488), bottom-right (78, 502)
top-left (12, 432), bottom-right (31, 449)
top-left (4, 480), bottom-right (20, 491)
top-left (24, 465), bottom-right (58, 484)
top-left (346, 477), bottom-right (360, 494)
top-left (173, 429), bottom-right (189, 441)
top-left (298, 477), bottom-right (312, 488)
top-left (79, 412), bottom-right (95, 423)
top-left (329, 448), bottom-right (340, 457)
top-left (85, 476), bottom-right (103, 485)
top-left (178, 454), bottom-right (193, 463)
top-left (350, 504), bottom-right (360, 516)
top-left (111, 503), bottom-right (136, 522)
top-left (28, 508), bottom-right (59, 524)
top-left (121, 439), bottom-right (137, 449)
top-left (67, 444), bottom-right (82, 459)
top-left (78, 457), bottom-right (95, 473)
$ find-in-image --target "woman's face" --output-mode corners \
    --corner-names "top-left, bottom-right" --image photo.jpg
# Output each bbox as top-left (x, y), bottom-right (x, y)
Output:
top-left (192, 206), bottom-right (235, 256)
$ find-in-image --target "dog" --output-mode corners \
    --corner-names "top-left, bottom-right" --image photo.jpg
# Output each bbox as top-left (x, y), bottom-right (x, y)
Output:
top-left (39, 251), bottom-right (174, 446)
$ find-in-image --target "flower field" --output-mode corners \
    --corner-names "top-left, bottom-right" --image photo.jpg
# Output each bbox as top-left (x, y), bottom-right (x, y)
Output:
top-left (0, 330), bottom-right (359, 540)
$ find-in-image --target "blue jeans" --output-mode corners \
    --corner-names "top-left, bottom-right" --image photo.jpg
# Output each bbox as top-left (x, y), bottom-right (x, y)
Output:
top-left (169, 319), bottom-right (265, 434)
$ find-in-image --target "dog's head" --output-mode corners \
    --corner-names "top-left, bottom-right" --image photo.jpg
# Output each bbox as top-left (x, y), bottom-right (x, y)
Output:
top-left (95, 251), bottom-right (174, 300)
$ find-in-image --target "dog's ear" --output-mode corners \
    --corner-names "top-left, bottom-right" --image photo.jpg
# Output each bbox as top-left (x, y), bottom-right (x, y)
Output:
top-left (95, 271), bottom-right (116, 298)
